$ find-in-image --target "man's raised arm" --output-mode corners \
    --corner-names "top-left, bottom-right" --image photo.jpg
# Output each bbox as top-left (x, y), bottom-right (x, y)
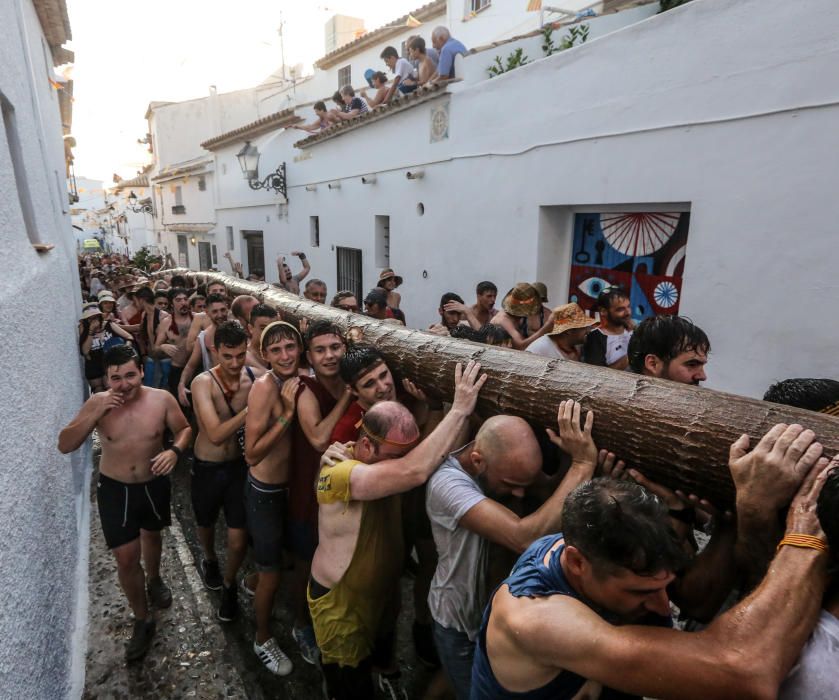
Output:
top-left (350, 361), bottom-right (487, 500)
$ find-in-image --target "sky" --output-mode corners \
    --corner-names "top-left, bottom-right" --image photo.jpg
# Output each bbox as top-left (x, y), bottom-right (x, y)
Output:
top-left (66, 0), bottom-right (422, 183)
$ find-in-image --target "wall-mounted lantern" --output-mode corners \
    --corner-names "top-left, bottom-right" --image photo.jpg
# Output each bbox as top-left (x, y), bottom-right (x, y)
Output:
top-left (236, 141), bottom-right (287, 200)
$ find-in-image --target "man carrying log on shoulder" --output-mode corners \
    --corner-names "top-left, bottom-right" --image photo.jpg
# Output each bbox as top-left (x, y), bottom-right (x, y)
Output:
top-left (472, 422), bottom-right (834, 700)
top-left (309, 360), bottom-right (487, 700)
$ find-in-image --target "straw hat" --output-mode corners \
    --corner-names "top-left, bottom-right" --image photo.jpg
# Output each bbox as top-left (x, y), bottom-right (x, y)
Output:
top-left (532, 282), bottom-right (549, 303)
top-left (378, 268), bottom-right (403, 287)
top-left (547, 303), bottom-right (597, 336)
top-left (501, 283), bottom-right (542, 318)
top-left (80, 306), bottom-right (103, 321)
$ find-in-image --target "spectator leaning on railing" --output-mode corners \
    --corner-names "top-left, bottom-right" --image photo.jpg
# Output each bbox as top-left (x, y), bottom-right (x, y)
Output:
top-left (430, 26), bottom-right (467, 82)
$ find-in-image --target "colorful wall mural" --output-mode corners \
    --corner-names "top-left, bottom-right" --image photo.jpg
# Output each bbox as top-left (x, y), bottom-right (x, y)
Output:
top-left (567, 212), bottom-right (690, 321)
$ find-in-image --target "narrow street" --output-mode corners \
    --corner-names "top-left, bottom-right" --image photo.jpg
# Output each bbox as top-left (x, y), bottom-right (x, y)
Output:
top-left (83, 450), bottom-right (436, 699)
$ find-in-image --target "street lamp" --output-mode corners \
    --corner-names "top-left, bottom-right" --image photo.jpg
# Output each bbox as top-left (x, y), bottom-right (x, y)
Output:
top-left (126, 190), bottom-right (153, 214)
top-left (236, 140), bottom-right (287, 199)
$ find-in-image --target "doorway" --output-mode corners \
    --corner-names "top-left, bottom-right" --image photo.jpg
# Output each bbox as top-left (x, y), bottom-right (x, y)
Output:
top-left (242, 230), bottom-right (265, 278)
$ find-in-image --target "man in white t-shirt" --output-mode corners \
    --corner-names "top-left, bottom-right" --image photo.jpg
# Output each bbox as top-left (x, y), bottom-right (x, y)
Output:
top-left (425, 402), bottom-right (602, 700)
top-left (527, 303), bottom-right (596, 361)
top-left (582, 287), bottom-right (633, 369)
top-left (380, 45), bottom-right (417, 101)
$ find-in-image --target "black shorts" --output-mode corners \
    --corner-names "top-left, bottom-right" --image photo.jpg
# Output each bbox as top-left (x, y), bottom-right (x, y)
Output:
top-left (245, 473), bottom-right (288, 572)
top-left (97, 474), bottom-right (171, 549)
top-left (321, 657), bottom-right (374, 700)
top-left (191, 457), bottom-right (247, 530)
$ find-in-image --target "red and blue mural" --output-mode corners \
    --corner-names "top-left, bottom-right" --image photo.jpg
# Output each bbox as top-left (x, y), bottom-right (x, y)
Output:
top-left (567, 212), bottom-right (690, 321)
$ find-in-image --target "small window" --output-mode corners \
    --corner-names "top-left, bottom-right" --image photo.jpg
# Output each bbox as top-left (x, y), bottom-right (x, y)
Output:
top-left (375, 215), bottom-right (390, 267)
top-left (471, 0), bottom-right (491, 12)
top-left (2, 92), bottom-right (40, 244)
top-left (338, 65), bottom-right (351, 89)
top-left (174, 185), bottom-right (183, 206)
top-left (226, 226), bottom-right (234, 251)
top-left (198, 176), bottom-right (206, 191)
top-left (336, 246), bottom-right (363, 302)
top-left (310, 216), bottom-right (320, 247)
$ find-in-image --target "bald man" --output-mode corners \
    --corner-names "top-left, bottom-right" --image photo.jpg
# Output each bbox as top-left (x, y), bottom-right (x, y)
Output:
top-left (310, 361), bottom-right (487, 700)
top-left (230, 294), bottom-right (259, 330)
top-left (425, 402), bottom-right (602, 700)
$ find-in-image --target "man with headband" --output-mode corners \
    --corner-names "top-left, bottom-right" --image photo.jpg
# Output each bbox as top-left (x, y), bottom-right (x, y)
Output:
top-left (243, 320), bottom-right (302, 675)
top-left (309, 360), bottom-right (487, 700)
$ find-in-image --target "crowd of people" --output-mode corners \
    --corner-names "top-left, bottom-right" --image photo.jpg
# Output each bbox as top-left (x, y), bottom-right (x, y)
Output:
top-left (294, 26), bottom-right (468, 135)
top-left (64, 253), bottom-right (838, 699)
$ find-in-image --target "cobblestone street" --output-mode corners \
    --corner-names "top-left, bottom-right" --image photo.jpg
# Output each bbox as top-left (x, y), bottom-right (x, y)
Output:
top-left (83, 453), bottom-right (437, 699)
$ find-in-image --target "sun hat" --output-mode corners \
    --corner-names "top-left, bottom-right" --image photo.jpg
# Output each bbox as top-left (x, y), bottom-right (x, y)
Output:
top-left (547, 303), bottom-right (597, 336)
top-left (532, 282), bottom-right (549, 303)
top-left (501, 283), bottom-right (542, 318)
top-left (378, 268), bottom-right (403, 287)
top-left (98, 293), bottom-right (116, 305)
top-left (97, 289), bottom-right (113, 300)
top-left (80, 306), bottom-right (103, 321)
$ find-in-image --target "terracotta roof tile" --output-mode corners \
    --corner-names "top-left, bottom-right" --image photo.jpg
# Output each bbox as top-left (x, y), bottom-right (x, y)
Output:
top-left (294, 82), bottom-right (448, 149)
top-left (201, 108), bottom-right (303, 151)
top-left (113, 174), bottom-right (150, 191)
top-left (314, 0), bottom-right (446, 70)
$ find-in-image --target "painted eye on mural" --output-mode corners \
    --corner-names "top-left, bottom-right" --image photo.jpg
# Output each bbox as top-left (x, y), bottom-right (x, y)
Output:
top-left (577, 276), bottom-right (611, 299)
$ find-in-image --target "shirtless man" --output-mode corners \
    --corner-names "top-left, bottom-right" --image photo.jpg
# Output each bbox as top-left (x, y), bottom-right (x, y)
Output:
top-left (243, 321), bottom-right (303, 675)
top-left (154, 287), bottom-right (193, 395)
top-left (491, 283), bottom-right (554, 351)
top-left (472, 424), bottom-right (832, 699)
top-left (470, 281), bottom-right (498, 328)
top-left (274, 252), bottom-right (310, 295)
top-left (245, 303), bottom-right (279, 377)
top-left (178, 294), bottom-right (229, 406)
top-left (407, 36), bottom-right (436, 85)
top-left (58, 345), bottom-right (191, 662)
top-left (290, 321), bottom-right (353, 663)
top-left (310, 361), bottom-right (486, 700)
top-left (189, 322), bottom-right (255, 622)
top-left (184, 281), bottom-right (228, 354)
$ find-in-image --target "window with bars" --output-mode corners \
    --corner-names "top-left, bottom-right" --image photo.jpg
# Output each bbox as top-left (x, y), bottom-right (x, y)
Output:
top-left (471, 0), bottom-right (491, 12)
top-left (338, 65), bottom-right (351, 89)
top-left (336, 247), bottom-right (363, 302)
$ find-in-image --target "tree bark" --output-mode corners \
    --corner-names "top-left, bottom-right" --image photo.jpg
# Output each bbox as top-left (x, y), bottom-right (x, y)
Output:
top-left (166, 270), bottom-right (839, 508)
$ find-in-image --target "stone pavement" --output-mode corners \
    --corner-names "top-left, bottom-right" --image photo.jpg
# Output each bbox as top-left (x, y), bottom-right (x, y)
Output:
top-left (83, 453), bottom-right (439, 699)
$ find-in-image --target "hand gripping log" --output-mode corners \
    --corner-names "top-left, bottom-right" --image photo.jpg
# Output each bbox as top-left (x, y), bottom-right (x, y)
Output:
top-left (164, 270), bottom-right (839, 509)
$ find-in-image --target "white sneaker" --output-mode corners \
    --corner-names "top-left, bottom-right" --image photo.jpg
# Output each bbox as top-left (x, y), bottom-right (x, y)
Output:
top-left (254, 637), bottom-right (293, 676)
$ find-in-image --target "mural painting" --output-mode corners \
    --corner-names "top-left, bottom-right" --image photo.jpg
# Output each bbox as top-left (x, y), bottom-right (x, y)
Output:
top-left (567, 212), bottom-right (690, 322)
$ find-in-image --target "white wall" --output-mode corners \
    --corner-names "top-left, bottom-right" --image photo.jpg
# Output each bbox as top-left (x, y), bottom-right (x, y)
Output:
top-left (255, 0), bottom-right (839, 398)
top-left (0, 1), bottom-right (88, 696)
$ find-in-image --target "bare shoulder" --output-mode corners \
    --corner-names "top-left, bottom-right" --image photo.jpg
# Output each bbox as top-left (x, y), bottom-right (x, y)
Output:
top-left (493, 584), bottom-right (595, 637)
top-left (250, 373), bottom-right (277, 399)
top-left (190, 372), bottom-right (211, 394)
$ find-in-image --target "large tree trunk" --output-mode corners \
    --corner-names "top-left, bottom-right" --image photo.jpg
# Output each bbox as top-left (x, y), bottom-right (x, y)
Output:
top-left (167, 270), bottom-right (839, 508)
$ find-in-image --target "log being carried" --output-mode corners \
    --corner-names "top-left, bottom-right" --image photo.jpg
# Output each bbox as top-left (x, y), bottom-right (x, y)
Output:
top-left (162, 269), bottom-right (839, 509)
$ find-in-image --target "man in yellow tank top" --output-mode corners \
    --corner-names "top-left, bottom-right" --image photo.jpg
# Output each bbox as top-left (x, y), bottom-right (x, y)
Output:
top-left (308, 361), bottom-right (487, 700)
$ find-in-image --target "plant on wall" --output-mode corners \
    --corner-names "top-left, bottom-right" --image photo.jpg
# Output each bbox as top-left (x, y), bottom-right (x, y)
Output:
top-left (542, 23), bottom-right (589, 57)
top-left (487, 47), bottom-right (530, 77)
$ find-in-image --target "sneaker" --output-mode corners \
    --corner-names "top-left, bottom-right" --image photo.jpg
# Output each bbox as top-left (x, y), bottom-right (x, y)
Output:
top-left (199, 559), bottom-right (223, 591)
top-left (146, 577), bottom-right (172, 609)
top-left (125, 618), bottom-right (156, 662)
top-left (292, 625), bottom-right (320, 666)
top-left (240, 572), bottom-right (257, 598)
top-left (217, 583), bottom-right (238, 622)
top-left (254, 637), bottom-right (293, 676)
top-left (412, 621), bottom-right (440, 668)
top-left (377, 671), bottom-right (409, 700)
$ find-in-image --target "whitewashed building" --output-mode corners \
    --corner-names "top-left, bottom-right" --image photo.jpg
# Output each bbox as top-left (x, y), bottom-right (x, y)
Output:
top-left (153, 0), bottom-right (839, 399)
top-left (109, 170), bottom-right (157, 255)
top-left (1, 0), bottom-right (87, 696)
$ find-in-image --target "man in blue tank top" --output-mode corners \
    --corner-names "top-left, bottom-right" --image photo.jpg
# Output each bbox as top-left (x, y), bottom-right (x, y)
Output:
top-left (472, 423), bottom-right (833, 699)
